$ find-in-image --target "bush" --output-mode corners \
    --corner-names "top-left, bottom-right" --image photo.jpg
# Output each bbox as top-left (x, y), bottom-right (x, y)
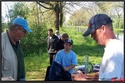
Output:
top-left (120, 23), bottom-right (124, 29)
top-left (21, 24), bottom-right (48, 56)
top-left (83, 36), bottom-right (97, 46)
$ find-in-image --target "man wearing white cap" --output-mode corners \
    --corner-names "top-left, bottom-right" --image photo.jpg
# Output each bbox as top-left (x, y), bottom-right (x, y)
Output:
top-left (1, 17), bottom-right (32, 81)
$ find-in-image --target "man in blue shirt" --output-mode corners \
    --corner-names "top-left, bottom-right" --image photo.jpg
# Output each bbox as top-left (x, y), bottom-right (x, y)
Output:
top-left (54, 38), bottom-right (77, 74)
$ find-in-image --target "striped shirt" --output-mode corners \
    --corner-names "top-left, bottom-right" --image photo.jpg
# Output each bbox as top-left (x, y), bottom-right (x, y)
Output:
top-left (99, 39), bottom-right (124, 81)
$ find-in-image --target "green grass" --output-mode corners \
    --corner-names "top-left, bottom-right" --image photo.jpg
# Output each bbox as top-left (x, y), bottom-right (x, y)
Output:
top-left (24, 53), bottom-right (49, 81)
top-left (114, 28), bottom-right (124, 33)
top-left (24, 27), bottom-right (104, 81)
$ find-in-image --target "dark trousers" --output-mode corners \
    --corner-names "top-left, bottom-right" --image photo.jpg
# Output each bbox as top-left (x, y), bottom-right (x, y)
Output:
top-left (44, 53), bottom-right (56, 81)
top-left (44, 66), bottom-right (51, 81)
top-left (49, 53), bottom-right (56, 65)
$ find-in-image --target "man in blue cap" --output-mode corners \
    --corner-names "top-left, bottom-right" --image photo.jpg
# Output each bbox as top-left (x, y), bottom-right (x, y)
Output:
top-left (72, 14), bottom-right (124, 81)
top-left (2, 17), bottom-right (32, 81)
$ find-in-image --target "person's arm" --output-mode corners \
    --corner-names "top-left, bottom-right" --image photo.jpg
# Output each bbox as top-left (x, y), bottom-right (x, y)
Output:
top-left (55, 40), bottom-right (59, 51)
top-left (64, 64), bottom-right (75, 71)
top-left (54, 52), bottom-right (61, 64)
top-left (72, 70), bottom-right (99, 81)
top-left (52, 35), bottom-right (59, 50)
top-left (71, 70), bottom-right (87, 81)
top-left (86, 72), bottom-right (99, 79)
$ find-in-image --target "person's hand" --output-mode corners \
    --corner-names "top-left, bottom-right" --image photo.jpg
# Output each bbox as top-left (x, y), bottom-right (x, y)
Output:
top-left (85, 72), bottom-right (99, 81)
top-left (72, 70), bottom-right (87, 81)
top-left (64, 67), bottom-right (68, 71)
top-left (86, 72), bottom-right (99, 78)
top-left (72, 70), bottom-right (99, 81)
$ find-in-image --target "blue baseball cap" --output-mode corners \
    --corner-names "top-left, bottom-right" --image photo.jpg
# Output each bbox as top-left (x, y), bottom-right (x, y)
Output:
top-left (83, 14), bottom-right (112, 36)
top-left (12, 17), bottom-right (32, 32)
top-left (65, 38), bottom-right (73, 45)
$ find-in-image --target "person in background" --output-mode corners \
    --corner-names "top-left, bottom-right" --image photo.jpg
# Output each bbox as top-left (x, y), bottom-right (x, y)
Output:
top-left (54, 38), bottom-right (77, 74)
top-left (46, 29), bottom-right (59, 65)
top-left (72, 14), bottom-right (124, 81)
top-left (55, 30), bottom-right (62, 39)
top-left (55, 33), bottom-right (69, 52)
top-left (2, 17), bottom-right (32, 81)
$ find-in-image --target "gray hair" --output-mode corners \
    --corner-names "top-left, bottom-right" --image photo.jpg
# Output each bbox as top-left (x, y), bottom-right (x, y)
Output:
top-left (9, 24), bottom-right (22, 31)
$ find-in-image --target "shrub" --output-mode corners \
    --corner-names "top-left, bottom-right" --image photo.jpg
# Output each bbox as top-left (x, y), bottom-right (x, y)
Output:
top-left (21, 24), bottom-right (48, 56)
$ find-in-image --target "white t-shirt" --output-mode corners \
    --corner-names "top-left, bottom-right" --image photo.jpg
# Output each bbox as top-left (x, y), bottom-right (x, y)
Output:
top-left (99, 39), bottom-right (124, 81)
top-left (55, 34), bottom-right (62, 39)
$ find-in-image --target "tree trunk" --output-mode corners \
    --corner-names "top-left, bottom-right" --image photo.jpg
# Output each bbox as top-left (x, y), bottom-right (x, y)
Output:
top-left (60, 12), bottom-right (63, 27)
top-left (117, 15), bottom-right (120, 28)
top-left (54, 2), bottom-right (60, 30)
top-left (36, 3), bottom-right (39, 25)
top-left (59, 2), bottom-right (63, 27)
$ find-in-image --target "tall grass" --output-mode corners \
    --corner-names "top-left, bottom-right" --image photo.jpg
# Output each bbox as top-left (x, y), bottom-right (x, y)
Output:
top-left (24, 27), bottom-right (104, 81)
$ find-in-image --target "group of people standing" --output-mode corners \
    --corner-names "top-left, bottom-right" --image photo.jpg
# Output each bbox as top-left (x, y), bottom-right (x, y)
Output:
top-left (45, 28), bottom-right (77, 80)
top-left (46, 29), bottom-right (77, 65)
top-left (1, 13), bottom-right (124, 81)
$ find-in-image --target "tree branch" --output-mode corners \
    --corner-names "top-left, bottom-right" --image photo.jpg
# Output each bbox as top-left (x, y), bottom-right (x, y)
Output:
top-left (36, 1), bottom-right (53, 10)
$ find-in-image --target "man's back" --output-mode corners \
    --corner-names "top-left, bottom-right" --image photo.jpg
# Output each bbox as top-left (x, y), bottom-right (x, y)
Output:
top-left (55, 39), bottom-right (64, 51)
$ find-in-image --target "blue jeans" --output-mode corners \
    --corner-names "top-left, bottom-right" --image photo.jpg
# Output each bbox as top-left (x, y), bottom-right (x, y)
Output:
top-left (19, 78), bottom-right (26, 81)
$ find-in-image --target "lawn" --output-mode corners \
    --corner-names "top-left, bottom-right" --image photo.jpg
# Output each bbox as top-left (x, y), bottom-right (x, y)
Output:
top-left (24, 27), bottom-right (104, 81)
